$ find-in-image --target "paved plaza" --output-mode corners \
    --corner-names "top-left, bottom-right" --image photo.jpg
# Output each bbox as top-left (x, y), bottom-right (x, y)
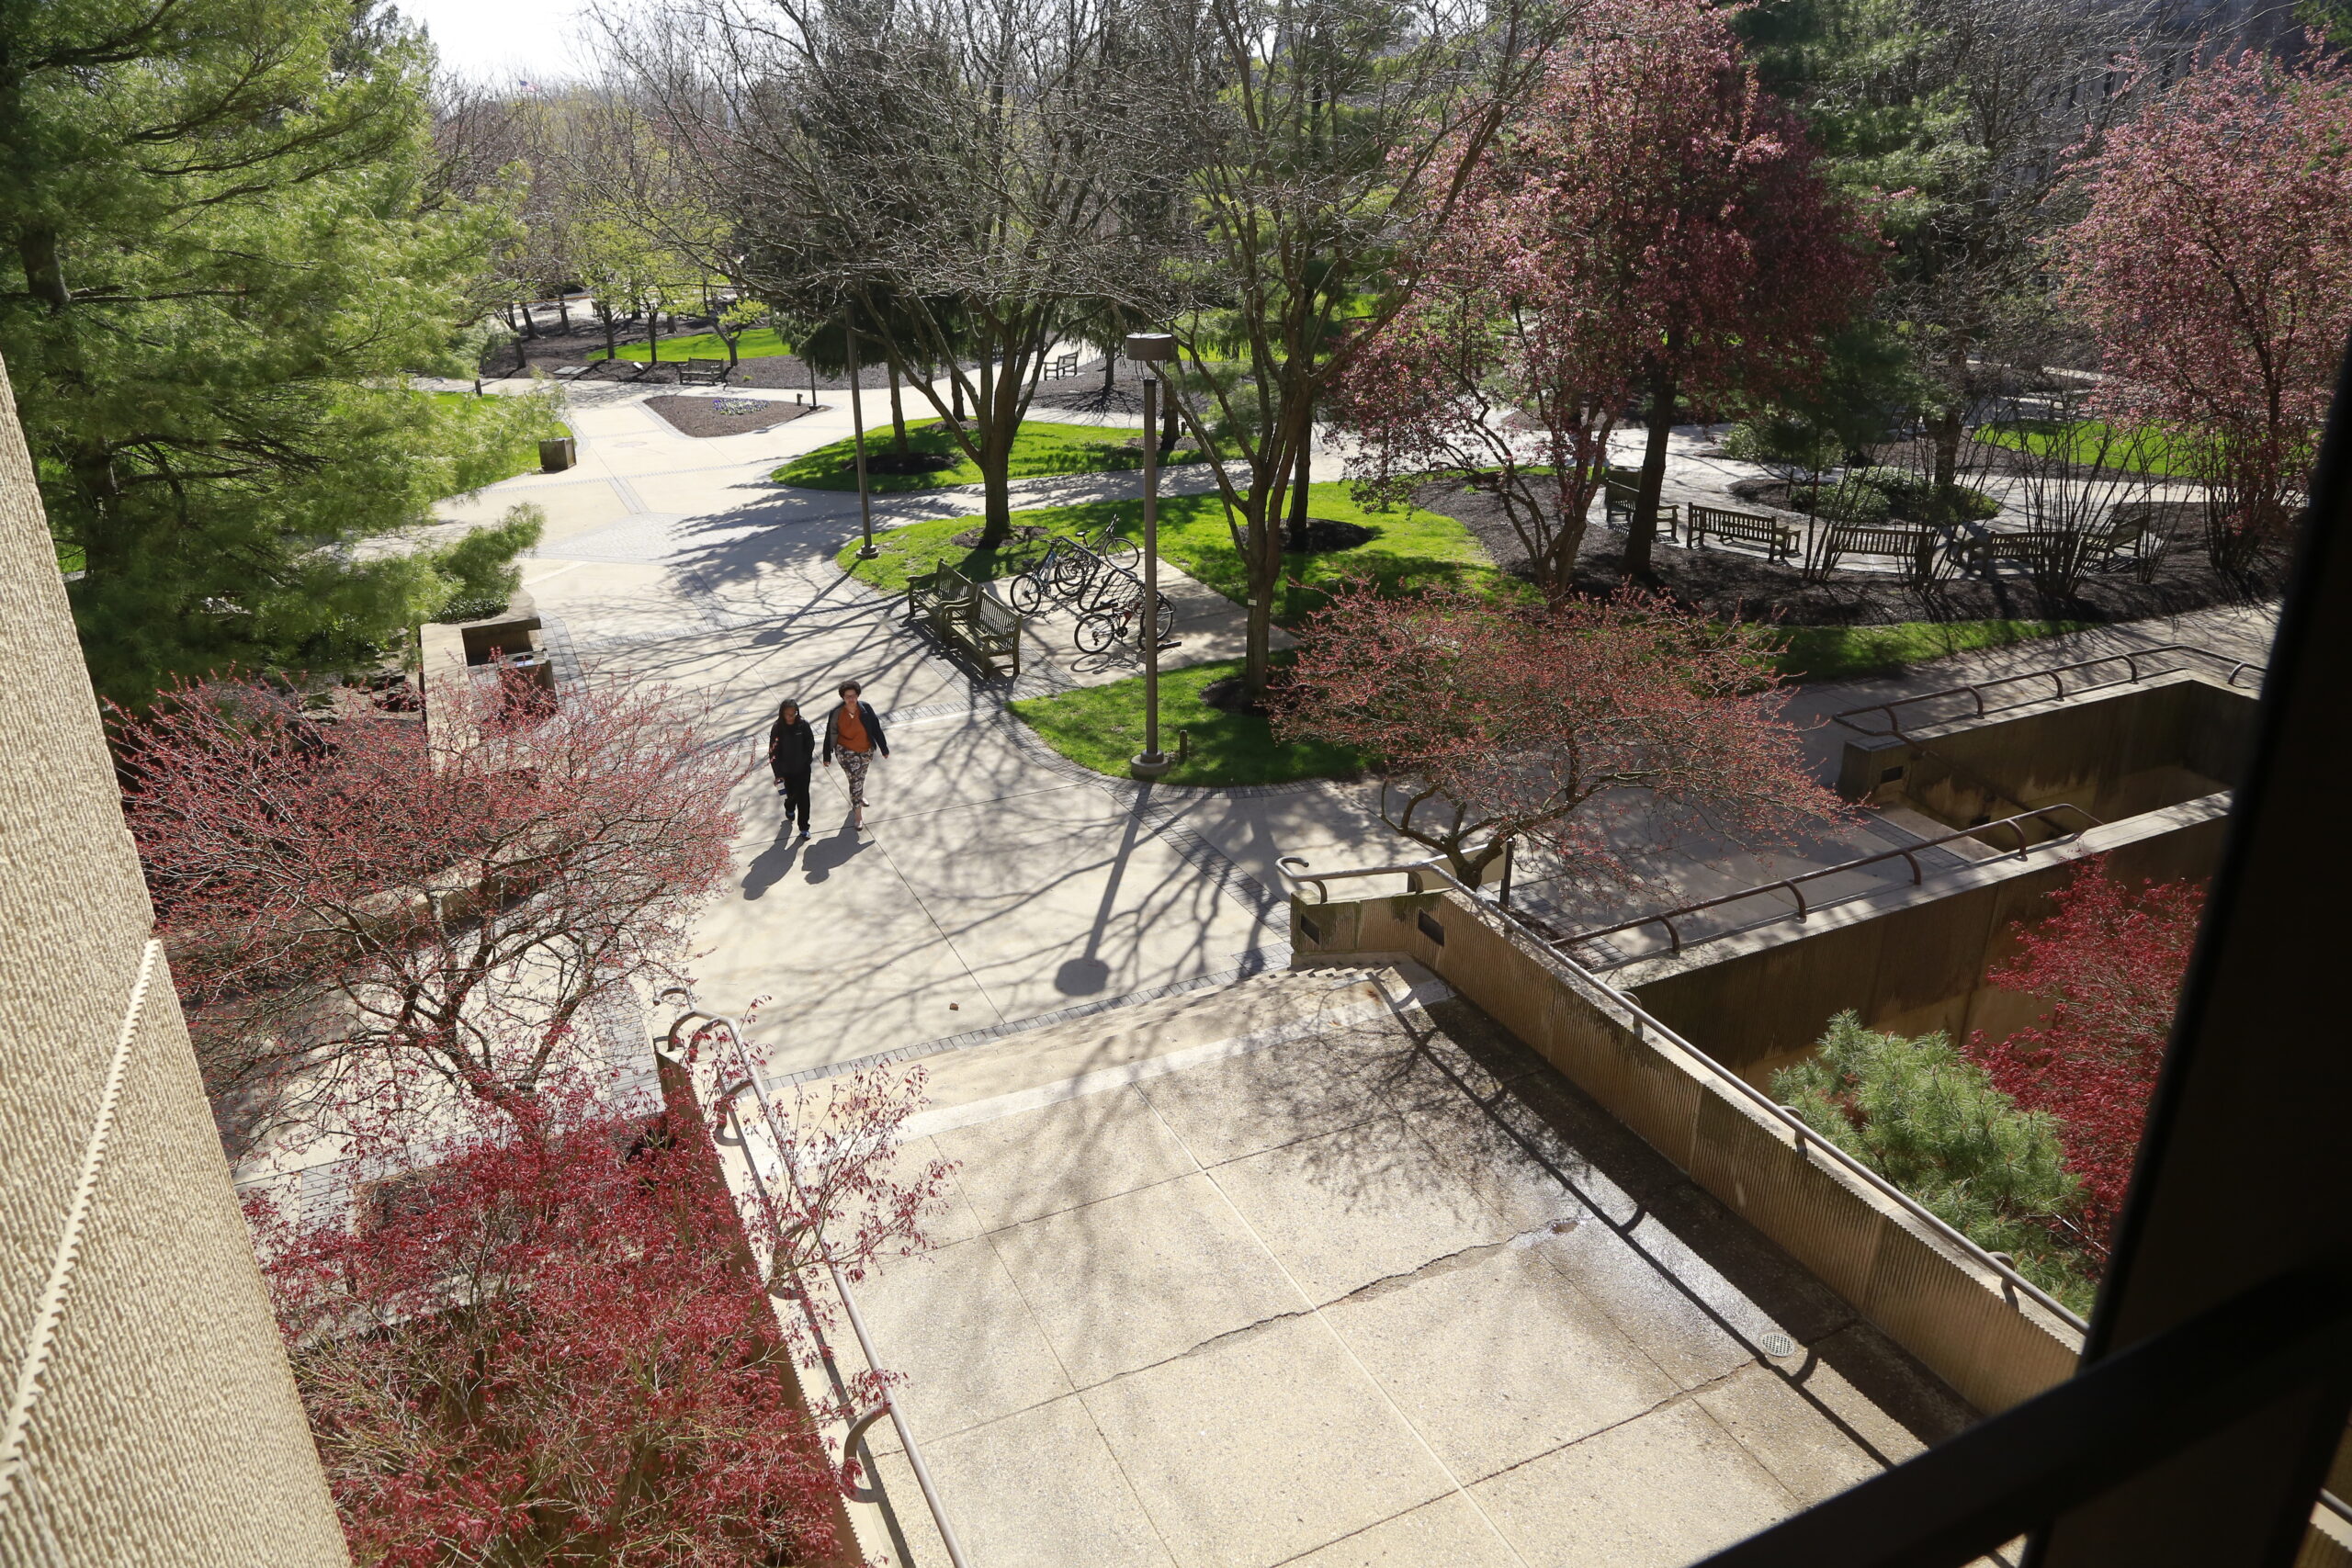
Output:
top-left (435, 375), bottom-right (2275, 1568)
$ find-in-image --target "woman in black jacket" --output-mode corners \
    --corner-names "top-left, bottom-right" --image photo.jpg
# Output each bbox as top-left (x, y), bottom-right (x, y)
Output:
top-left (766, 698), bottom-right (817, 839)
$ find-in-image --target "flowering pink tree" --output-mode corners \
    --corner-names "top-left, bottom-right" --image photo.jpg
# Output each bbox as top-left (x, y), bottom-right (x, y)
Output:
top-left (1271, 581), bottom-right (1845, 886)
top-left (117, 670), bottom-right (739, 1156)
top-left (2051, 41), bottom-right (2352, 570)
top-left (253, 1067), bottom-right (952, 1566)
top-left (1334, 0), bottom-right (1876, 585)
top-left (1967, 862), bottom-right (2206, 1252)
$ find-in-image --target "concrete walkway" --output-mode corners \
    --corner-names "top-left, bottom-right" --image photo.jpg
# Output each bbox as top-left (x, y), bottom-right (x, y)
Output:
top-left (815, 964), bottom-right (1984, 1568)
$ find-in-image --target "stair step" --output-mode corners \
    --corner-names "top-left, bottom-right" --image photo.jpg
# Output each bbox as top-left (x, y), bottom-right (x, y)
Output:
top-left (896, 963), bottom-right (1444, 1120)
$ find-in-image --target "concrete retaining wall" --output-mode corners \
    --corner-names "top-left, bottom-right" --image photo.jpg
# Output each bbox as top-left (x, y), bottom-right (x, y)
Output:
top-left (1838, 672), bottom-right (2256, 835)
top-left (1614, 796), bottom-right (2231, 1083)
top-left (1292, 886), bottom-right (2083, 1416)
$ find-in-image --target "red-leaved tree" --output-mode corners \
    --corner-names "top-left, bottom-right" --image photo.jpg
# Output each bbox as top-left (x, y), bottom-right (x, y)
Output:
top-left (1271, 581), bottom-right (1845, 886)
top-left (1334, 0), bottom-right (1876, 587)
top-left (2050, 39), bottom-right (2352, 571)
top-left (1966, 861), bottom-right (2206, 1252)
top-left (252, 1065), bottom-right (950, 1566)
top-left (118, 670), bottom-right (739, 1156)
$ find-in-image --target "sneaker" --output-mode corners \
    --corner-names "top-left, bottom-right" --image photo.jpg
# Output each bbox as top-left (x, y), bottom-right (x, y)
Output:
top-left (797, 828), bottom-right (810, 840)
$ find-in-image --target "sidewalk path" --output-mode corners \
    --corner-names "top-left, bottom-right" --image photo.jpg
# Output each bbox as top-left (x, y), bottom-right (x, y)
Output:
top-left (433, 384), bottom-right (2278, 1083)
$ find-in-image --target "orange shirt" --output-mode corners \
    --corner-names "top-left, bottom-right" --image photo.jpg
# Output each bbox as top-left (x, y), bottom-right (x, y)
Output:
top-left (835, 703), bottom-right (872, 753)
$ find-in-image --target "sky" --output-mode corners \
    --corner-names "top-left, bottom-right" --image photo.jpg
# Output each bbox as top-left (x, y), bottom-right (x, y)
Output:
top-left (397, 0), bottom-right (620, 84)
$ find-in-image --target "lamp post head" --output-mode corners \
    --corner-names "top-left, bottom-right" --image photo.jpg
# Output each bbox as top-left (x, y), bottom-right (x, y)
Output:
top-left (1124, 332), bottom-right (1178, 363)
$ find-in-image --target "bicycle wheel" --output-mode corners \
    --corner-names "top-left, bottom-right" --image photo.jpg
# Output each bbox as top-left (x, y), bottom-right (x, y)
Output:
top-left (1053, 547), bottom-right (1098, 603)
top-left (1008, 572), bottom-right (1046, 615)
top-left (1148, 593), bottom-right (1178, 647)
top-left (1075, 613), bottom-right (1119, 656)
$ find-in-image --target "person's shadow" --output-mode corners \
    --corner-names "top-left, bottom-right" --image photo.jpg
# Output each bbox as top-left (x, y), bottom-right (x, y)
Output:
top-left (741, 829), bottom-right (805, 900)
top-left (802, 821), bottom-right (872, 884)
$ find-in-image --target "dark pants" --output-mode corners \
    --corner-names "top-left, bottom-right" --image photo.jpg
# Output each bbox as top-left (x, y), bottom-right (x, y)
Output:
top-left (775, 767), bottom-right (811, 833)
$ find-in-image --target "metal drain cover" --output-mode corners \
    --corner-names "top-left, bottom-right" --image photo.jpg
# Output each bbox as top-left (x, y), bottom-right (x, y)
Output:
top-left (1759, 1333), bottom-right (1796, 1358)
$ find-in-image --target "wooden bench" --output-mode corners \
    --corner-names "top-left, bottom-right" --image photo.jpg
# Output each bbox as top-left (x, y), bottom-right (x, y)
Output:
top-left (677, 358), bottom-right (729, 386)
top-left (1688, 503), bottom-right (1801, 564)
top-left (909, 564), bottom-right (1022, 678)
top-left (1603, 473), bottom-right (1681, 539)
top-left (1809, 521), bottom-right (1940, 583)
top-left (1042, 350), bottom-right (1082, 380)
top-left (1946, 529), bottom-right (2086, 580)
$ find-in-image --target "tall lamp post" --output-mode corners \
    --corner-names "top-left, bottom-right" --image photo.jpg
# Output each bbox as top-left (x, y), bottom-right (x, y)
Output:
top-left (1125, 332), bottom-right (1179, 781)
top-left (845, 302), bottom-right (877, 560)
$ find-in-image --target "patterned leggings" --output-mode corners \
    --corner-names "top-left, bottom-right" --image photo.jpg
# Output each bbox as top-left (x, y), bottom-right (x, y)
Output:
top-left (838, 750), bottom-right (873, 812)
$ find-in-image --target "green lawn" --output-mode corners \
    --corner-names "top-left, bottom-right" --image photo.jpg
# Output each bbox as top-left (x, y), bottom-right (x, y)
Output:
top-left (837, 481), bottom-right (1496, 621)
top-left (589, 326), bottom-right (794, 363)
top-left (1770, 618), bottom-right (2092, 682)
top-left (777, 418), bottom-right (1210, 492)
top-left (1974, 419), bottom-right (2199, 478)
top-left (1010, 657), bottom-right (1365, 787)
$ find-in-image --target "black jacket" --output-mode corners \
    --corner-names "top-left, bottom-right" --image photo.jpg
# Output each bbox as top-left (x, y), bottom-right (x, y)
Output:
top-left (822, 701), bottom-right (888, 763)
top-left (767, 716), bottom-right (815, 778)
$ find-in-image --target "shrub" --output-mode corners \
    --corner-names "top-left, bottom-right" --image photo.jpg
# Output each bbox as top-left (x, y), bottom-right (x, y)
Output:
top-left (1966, 863), bottom-right (2204, 1251)
top-left (1722, 415), bottom-right (1844, 481)
top-left (1816, 478), bottom-right (1892, 525)
top-left (1772, 1012), bottom-right (2090, 1308)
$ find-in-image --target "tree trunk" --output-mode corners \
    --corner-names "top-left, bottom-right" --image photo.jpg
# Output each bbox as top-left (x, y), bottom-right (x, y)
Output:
top-left (1241, 489), bottom-right (1281, 695)
top-left (1625, 369), bottom-right (1678, 580)
top-left (557, 297), bottom-right (571, 331)
top-left (953, 376), bottom-right (965, 422)
top-left (646, 307), bottom-right (660, 363)
top-left (977, 442), bottom-right (1013, 547)
top-left (888, 361), bottom-right (909, 456)
top-left (1159, 392), bottom-right (1181, 461)
top-left (599, 305), bottom-right (616, 364)
top-left (1287, 440), bottom-right (1313, 551)
top-left (1931, 405), bottom-right (1963, 496)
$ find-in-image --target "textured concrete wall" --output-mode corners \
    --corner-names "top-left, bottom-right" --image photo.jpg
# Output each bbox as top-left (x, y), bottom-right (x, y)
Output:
top-left (0, 359), bottom-right (349, 1565)
top-left (1838, 673), bottom-right (2257, 834)
top-left (1293, 886), bottom-right (2084, 1416)
top-left (1618, 798), bottom-right (2233, 1082)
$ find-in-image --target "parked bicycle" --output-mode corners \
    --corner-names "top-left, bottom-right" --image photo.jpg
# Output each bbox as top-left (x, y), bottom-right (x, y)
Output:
top-left (1075, 584), bottom-right (1177, 655)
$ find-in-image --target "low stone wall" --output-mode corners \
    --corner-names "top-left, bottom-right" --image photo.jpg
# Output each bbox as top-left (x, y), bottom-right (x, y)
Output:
top-left (1617, 795), bottom-right (2232, 1083)
top-left (1838, 671), bottom-right (2256, 832)
top-left (1292, 886), bottom-right (2083, 1416)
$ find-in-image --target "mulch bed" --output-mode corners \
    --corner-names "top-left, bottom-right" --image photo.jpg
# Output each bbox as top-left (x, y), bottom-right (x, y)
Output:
top-left (644, 395), bottom-right (814, 438)
top-left (1417, 479), bottom-right (2284, 627)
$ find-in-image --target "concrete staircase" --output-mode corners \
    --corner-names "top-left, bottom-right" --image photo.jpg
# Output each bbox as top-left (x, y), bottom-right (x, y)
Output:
top-left (765, 960), bottom-right (1990, 1568)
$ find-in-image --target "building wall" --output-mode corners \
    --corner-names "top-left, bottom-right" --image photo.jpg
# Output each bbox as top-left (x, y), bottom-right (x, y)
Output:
top-left (0, 359), bottom-right (349, 1566)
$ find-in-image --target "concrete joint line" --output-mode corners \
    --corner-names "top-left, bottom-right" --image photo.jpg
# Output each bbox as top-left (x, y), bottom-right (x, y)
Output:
top-left (0, 938), bottom-right (162, 1506)
top-left (899, 976), bottom-right (1455, 1139)
top-left (1152, 1094), bottom-right (1539, 1567)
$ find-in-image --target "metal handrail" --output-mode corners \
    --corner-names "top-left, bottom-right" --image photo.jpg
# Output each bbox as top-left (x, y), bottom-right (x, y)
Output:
top-left (657, 998), bottom-right (976, 1568)
top-left (1562, 804), bottom-right (2100, 960)
top-left (1275, 852), bottom-right (2092, 1334)
top-left (1833, 643), bottom-right (2267, 738)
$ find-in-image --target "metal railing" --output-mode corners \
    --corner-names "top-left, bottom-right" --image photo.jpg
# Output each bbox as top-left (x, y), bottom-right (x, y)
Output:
top-left (1561, 804), bottom-right (2099, 962)
top-left (1278, 852), bottom-right (2093, 1334)
top-left (1832, 643), bottom-right (2267, 738)
top-left (658, 998), bottom-right (974, 1568)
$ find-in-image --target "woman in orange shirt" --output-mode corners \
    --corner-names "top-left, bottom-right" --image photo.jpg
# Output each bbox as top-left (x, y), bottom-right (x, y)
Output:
top-left (821, 681), bottom-right (890, 829)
